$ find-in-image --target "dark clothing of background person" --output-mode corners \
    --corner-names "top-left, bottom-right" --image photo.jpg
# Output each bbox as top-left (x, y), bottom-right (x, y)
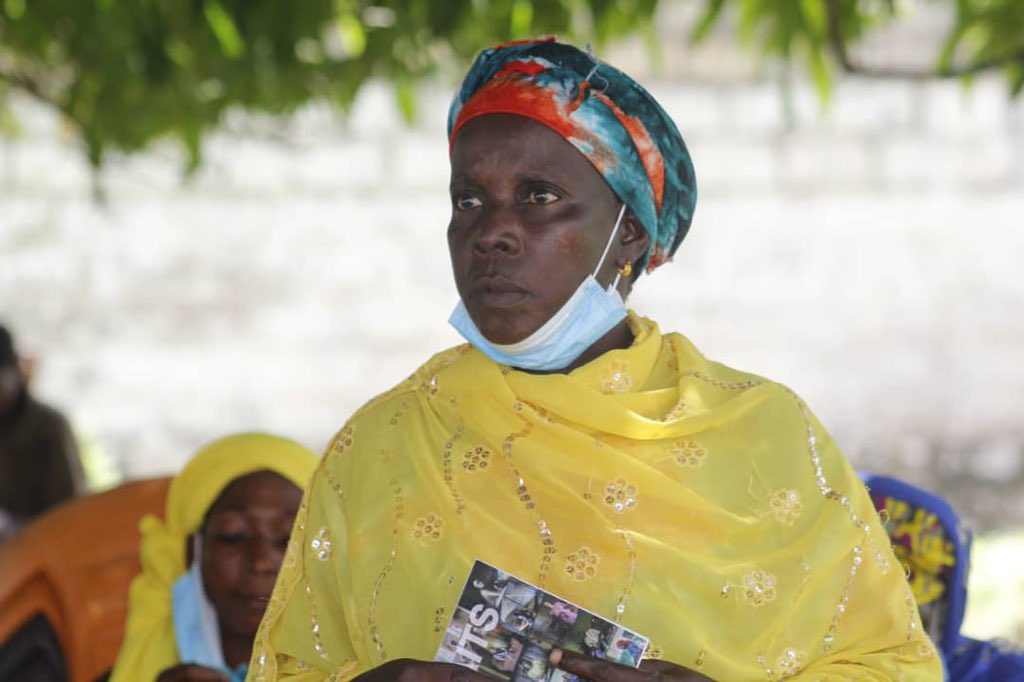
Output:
top-left (0, 325), bottom-right (84, 541)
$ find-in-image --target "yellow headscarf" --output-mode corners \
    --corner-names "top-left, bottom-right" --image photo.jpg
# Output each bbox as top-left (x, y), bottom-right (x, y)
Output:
top-left (249, 315), bottom-right (941, 681)
top-left (111, 433), bottom-right (318, 682)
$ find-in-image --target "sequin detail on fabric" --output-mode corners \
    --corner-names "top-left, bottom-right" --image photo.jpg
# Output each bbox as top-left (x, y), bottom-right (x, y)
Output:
top-left (310, 528), bottom-right (333, 561)
top-left (671, 439), bottom-right (707, 468)
top-left (413, 512), bottom-right (444, 545)
top-left (822, 547), bottom-right (864, 652)
top-left (501, 408), bottom-right (555, 585)
top-left (564, 546), bottom-right (600, 582)
top-left (769, 489), bottom-right (803, 526)
top-left (613, 529), bottom-right (638, 620)
top-left (600, 361), bottom-right (633, 393)
top-left (305, 578), bottom-right (329, 660)
top-left (681, 370), bottom-right (761, 391)
top-left (441, 408), bottom-right (467, 515)
top-left (603, 477), bottom-right (637, 513)
top-left (421, 375), bottom-right (439, 398)
top-left (330, 426), bottom-right (354, 455)
top-left (388, 400), bottom-right (411, 427)
top-left (367, 449), bottom-right (404, 659)
top-left (657, 398), bottom-right (687, 422)
top-left (782, 385), bottom-right (893, 574)
top-left (777, 648), bottom-right (806, 679)
top-left (744, 570), bottom-right (778, 607)
top-left (463, 445), bottom-right (492, 471)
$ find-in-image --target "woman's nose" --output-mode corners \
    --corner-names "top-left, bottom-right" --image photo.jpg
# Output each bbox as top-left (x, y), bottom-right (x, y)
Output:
top-left (247, 537), bottom-right (282, 573)
top-left (473, 205), bottom-right (522, 256)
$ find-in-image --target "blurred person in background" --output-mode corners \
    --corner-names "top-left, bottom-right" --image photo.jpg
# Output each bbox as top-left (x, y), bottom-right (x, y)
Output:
top-left (109, 433), bottom-right (317, 682)
top-left (0, 322), bottom-right (84, 542)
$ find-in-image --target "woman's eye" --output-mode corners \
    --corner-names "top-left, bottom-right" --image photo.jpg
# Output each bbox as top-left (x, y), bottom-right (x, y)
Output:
top-left (214, 533), bottom-right (246, 544)
top-left (524, 190), bottom-right (559, 205)
top-left (453, 194), bottom-right (482, 211)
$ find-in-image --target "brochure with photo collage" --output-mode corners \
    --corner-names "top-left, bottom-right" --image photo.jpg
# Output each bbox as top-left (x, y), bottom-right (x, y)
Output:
top-left (434, 559), bottom-right (649, 681)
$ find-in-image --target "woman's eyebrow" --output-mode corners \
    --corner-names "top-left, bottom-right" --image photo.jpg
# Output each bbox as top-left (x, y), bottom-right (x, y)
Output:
top-left (206, 506), bottom-right (247, 517)
top-left (511, 171), bottom-right (550, 182)
top-left (514, 172), bottom-right (573, 195)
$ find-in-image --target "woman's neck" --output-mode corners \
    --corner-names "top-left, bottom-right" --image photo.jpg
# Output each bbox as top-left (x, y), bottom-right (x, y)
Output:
top-left (219, 628), bottom-right (252, 670)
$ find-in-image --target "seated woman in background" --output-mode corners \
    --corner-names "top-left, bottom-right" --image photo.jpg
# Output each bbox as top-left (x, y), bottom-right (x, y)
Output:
top-left (110, 433), bottom-right (317, 682)
top-left (250, 40), bottom-right (942, 681)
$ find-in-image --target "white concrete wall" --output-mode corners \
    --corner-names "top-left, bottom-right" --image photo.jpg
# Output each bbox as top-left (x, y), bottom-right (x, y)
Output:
top-left (2, 40), bottom-right (1023, 530)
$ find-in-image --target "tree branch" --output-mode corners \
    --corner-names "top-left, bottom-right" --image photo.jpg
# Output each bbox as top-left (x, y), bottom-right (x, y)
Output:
top-left (824, 0), bottom-right (1024, 80)
top-left (0, 60), bottom-right (69, 113)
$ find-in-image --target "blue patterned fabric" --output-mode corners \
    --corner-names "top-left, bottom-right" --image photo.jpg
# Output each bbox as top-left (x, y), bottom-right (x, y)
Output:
top-left (861, 473), bottom-right (1024, 681)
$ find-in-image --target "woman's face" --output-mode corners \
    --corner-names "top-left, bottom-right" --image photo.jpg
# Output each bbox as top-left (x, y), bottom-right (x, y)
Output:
top-left (448, 114), bottom-right (646, 345)
top-left (200, 470), bottom-right (302, 641)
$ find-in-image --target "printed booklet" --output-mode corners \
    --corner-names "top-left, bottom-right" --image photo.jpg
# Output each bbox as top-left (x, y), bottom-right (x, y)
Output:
top-left (434, 559), bottom-right (649, 681)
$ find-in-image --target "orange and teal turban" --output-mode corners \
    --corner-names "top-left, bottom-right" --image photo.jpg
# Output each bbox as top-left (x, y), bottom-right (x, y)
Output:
top-left (448, 38), bottom-right (697, 274)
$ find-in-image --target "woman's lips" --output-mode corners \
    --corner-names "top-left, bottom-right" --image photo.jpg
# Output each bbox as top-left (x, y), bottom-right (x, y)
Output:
top-left (238, 594), bottom-right (270, 612)
top-left (473, 290), bottom-right (530, 307)
top-left (470, 275), bottom-right (529, 308)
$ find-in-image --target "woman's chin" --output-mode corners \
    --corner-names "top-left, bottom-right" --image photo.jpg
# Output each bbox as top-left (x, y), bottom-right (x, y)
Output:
top-left (471, 311), bottom-right (543, 346)
top-left (480, 325), bottom-right (533, 346)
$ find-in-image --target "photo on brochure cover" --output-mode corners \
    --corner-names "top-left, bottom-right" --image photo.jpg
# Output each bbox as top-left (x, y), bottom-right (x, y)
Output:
top-left (434, 559), bottom-right (649, 681)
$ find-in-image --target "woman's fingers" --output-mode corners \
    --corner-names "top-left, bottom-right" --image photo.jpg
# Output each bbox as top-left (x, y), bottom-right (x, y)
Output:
top-left (550, 648), bottom-right (713, 681)
top-left (640, 658), bottom-right (714, 680)
top-left (155, 663), bottom-right (231, 681)
top-left (549, 648), bottom-right (647, 680)
top-left (351, 658), bottom-right (494, 681)
top-left (446, 663), bottom-right (494, 681)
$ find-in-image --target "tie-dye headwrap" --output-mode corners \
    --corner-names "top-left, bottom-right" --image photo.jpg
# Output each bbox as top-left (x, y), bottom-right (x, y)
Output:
top-left (448, 38), bottom-right (696, 274)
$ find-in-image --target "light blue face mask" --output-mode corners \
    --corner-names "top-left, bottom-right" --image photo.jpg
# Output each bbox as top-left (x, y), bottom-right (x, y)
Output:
top-left (449, 204), bottom-right (629, 372)
top-left (171, 536), bottom-right (249, 682)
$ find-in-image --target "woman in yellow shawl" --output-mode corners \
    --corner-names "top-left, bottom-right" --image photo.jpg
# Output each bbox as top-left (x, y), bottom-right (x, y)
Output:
top-left (110, 433), bottom-right (318, 682)
top-left (249, 40), bottom-right (942, 681)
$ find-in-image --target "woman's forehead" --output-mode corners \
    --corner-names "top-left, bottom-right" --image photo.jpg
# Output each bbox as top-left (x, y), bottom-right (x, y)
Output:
top-left (452, 114), bottom-right (572, 159)
top-left (205, 505), bottom-right (296, 525)
top-left (450, 114), bottom-right (609, 189)
top-left (206, 470), bottom-right (302, 515)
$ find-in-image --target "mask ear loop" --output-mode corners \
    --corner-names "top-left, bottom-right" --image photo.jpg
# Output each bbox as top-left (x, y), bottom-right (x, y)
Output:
top-left (594, 203), bottom-right (628, 292)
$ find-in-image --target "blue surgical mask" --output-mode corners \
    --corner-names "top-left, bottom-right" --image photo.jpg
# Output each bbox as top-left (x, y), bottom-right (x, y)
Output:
top-left (172, 537), bottom-right (249, 681)
top-left (449, 204), bottom-right (629, 371)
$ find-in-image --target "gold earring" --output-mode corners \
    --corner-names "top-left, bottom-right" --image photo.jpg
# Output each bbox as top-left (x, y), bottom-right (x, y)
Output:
top-left (618, 261), bottom-right (633, 278)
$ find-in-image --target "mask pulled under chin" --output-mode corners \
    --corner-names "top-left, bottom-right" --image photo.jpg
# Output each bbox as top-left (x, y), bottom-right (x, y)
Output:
top-left (449, 204), bottom-right (629, 372)
top-left (449, 278), bottom-right (626, 371)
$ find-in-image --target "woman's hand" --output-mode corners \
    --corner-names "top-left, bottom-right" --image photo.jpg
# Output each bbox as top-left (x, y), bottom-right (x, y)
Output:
top-left (550, 649), bottom-right (714, 681)
top-left (351, 658), bottom-right (495, 681)
top-left (155, 663), bottom-right (231, 681)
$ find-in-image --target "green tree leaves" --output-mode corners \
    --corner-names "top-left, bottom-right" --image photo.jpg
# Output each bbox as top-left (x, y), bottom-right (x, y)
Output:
top-left (1, 0), bottom-right (1021, 170)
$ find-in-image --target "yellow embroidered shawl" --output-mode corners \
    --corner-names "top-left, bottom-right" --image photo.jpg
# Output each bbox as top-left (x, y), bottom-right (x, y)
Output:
top-left (249, 315), bottom-right (941, 681)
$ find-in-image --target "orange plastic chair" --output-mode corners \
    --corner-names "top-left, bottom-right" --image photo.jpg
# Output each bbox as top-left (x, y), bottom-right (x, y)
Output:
top-left (0, 477), bottom-right (170, 682)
